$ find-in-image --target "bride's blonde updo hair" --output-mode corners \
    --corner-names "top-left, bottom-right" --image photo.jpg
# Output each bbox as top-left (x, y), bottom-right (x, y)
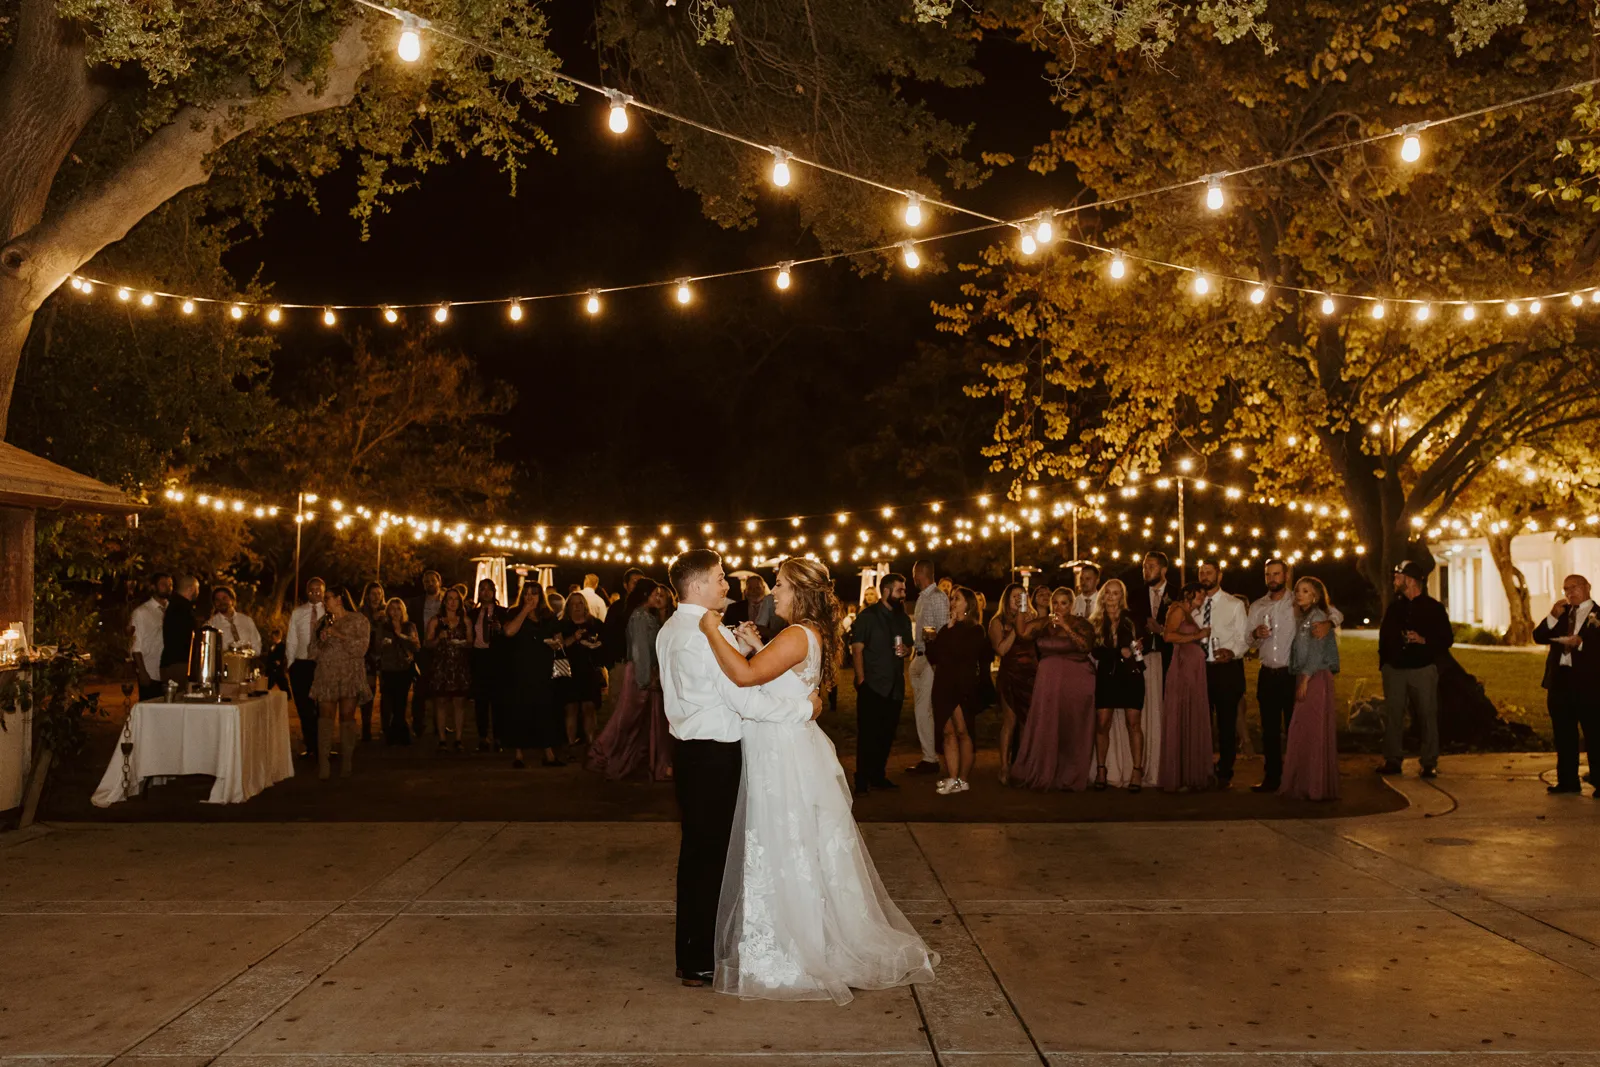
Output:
top-left (777, 556), bottom-right (843, 693)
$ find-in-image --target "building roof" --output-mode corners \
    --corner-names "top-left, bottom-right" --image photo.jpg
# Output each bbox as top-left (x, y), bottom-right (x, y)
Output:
top-left (0, 442), bottom-right (138, 514)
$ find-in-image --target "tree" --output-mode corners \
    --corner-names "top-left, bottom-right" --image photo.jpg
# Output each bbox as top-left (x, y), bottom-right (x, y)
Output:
top-left (947, 1), bottom-right (1600, 600)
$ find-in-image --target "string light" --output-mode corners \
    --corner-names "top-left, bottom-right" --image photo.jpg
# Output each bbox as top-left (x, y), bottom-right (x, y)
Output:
top-left (1462, 304), bottom-right (1477, 321)
top-left (1193, 275), bottom-right (1211, 296)
top-left (139, 292), bottom-right (155, 307)
top-left (903, 192), bottom-right (923, 228)
top-left (383, 306), bottom-right (398, 324)
top-left (229, 305), bottom-right (243, 320)
top-left (266, 306), bottom-right (282, 324)
top-left (775, 262), bottom-right (793, 290)
top-left (1019, 229), bottom-right (1037, 256)
top-left (117, 287), bottom-right (131, 301)
top-left (322, 307), bottom-right (337, 326)
top-left (1571, 293), bottom-right (1585, 308)
top-left (395, 12), bottom-right (428, 62)
top-left (1249, 286), bottom-right (1266, 305)
top-left (433, 303), bottom-right (449, 324)
top-left (1415, 303), bottom-right (1432, 322)
top-left (1320, 296), bottom-right (1336, 316)
top-left (769, 148), bottom-right (792, 188)
top-left (1399, 123), bottom-right (1424, 163)
top-left (1109, 254), bottom-right (1126, 280)
top-left (508, 301), bottom-right (523, 322)
top-left (901, 241), bottom-right (920, 270)
top-left (605, 89), bottom-right (631, 134)
top-left (1204, 175), bottom-right (1225, 211)
top-left (1530, 299), bottom-right (1542, 314)
top-left (1035, 211), bottom-right (1055, 244)
top-left (1590, 291), bottom-right (1599, 304)
top-left (675, 279), bottom-right (693, 305)
top-left (181, 299), bottom-right (195, 314)
top-left (1371, 302), bottom-right (1385, 320)
top-left (585, 290), bottom-right (601, 315)
top-left (1505, 301), bottom-right (1520, 316)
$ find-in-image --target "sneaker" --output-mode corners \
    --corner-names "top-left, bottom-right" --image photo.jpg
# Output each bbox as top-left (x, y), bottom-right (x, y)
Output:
top-left (936, 778), bottom-right (958, 795)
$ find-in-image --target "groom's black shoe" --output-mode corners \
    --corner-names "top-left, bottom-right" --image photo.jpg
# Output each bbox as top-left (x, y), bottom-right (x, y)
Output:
top-left (870, 778), bottom-right (900, 790)
top-left (678, 970), bottom-right (713, 987)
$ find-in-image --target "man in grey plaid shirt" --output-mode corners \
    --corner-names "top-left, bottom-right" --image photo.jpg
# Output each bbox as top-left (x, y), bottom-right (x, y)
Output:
top-left (907, 560), bottom-right (949, 775)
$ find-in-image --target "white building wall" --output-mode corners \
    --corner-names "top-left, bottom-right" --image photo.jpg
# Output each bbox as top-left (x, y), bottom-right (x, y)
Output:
top-left (1437, 533), bottom-right (1600, 632)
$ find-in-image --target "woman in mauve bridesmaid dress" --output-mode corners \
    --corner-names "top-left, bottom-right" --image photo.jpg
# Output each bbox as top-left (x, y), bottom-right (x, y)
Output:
top-left (1160, 583), bottom-right (1216, 793)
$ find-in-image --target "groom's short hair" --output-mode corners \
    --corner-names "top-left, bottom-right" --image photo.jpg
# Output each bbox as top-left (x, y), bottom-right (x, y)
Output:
top-left (669, 549), bottom-right (721, 598)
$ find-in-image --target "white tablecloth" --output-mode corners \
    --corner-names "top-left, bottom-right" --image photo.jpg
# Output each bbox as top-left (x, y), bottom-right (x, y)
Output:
top-left (92, 691), bottom-right (294, 806)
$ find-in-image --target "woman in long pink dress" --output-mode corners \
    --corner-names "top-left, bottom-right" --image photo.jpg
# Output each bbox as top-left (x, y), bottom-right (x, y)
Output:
top-left (1011, 588), bottom-right (1098, 791)
top-left (1160, 583), bottom-right (1216, 792)
top-left (1279, 577), bottom-right (1341, 801)
top-left (586, 579), bottom-right (666, 781)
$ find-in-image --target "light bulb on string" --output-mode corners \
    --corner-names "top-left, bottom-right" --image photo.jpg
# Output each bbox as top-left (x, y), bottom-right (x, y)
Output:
top-left (1505, 301), bottom-right (1520, 317)
top-left (76, 279), bottom-right (91, 295)
top-left (1035, 211), bottom-right (1055, 244)
top-left (117, 287), bottom-right (131, 301)
top-left (675, 279), bottom-right (693, 305)
top-left (508, 301), bottom-right (523, 322)
top-left (229, 305), bottom-right (244, 320)
top-left (433, 303), bottom-right (449, 324)
top-left (1109, 254), bottom-right (1126, 280)
top-left (1530, 299), bottom-right (1543, 314)
top-left (383, 306), bottom-right (398, 324)
top-left (181, 299), bottom-right (195, 314)
top-left (1462, 304), bottom-right (1477, 321)
top-left (768, 147), bottom-right (792, 188)
top-left (396, 12), bottom-right (428, 62)
top-left (604, 89), bottom-right (631, 133)
top-left (1590, 290), bottom-right (1600, 304)
top-left (901, 241), bottom-right (920, 270)
top-left (903, 192), bottom-right (922, 228)
top-left (322, 307), bottom-right (337, 326)
top-left (1571, 293), bottom-right (1585, 308)
top-left (1414, 303), bottom-right (1431, 322)
top-left (1320, 296), bottom-right (1336, 316)
top-left (775, 262), bottom-right (793, 290)
top-left (1249, 285), bottom-right (1266, 304)
top-left (1399, 123), bottom-right (1424, 163)
top-left (1371, 302), bottom-right (1385, 320)
top-left (1204, 175), bottom-right (1225, 211)
top-left (1018, 229), bottom-right (1037, 256)
top-left (68, 277), bottom-right (81, 291)
top-left (1192, 274), bottom-right (1211, 296)
top-left (266, 306), bottom-right (282, 324)
top-left (585, 290), bottom-right (602, 315)
top-left (139, 292), bottom-right (155, 307)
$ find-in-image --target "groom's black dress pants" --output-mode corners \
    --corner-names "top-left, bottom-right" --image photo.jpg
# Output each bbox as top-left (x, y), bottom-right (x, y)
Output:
top-left (674, 738), bottom-right (743, 977)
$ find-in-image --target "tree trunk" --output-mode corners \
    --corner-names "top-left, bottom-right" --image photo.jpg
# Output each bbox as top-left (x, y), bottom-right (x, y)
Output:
top-left (1486, 529), bottom-right (1535, 645)
top-left (0, 17), bottom-right (374, 433)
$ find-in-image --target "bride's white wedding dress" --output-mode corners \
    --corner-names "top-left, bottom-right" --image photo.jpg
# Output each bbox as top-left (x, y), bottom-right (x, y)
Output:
top-left (714, 624), bottom-right (939, 1004)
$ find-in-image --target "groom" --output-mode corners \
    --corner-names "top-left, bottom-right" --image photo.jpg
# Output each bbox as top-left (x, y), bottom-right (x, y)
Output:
top-left (658, 549), bottom-right (822, 987)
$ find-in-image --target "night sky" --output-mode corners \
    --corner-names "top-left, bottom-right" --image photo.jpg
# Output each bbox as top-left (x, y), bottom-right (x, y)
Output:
top-left (228, 11), bottom-right (1064, 527)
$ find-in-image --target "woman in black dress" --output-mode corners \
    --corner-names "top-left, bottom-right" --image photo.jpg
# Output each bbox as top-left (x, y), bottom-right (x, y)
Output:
top-left (1090, 579), bottom-right (1147, 793)
top-left (501, 583), bottom-right (567, 768)
top-left (557, 593), bottom-right (606, 746)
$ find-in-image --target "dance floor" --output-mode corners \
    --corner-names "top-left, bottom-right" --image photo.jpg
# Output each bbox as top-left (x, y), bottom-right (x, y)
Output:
top-left (3, 753), bottom-right (1598, 1066)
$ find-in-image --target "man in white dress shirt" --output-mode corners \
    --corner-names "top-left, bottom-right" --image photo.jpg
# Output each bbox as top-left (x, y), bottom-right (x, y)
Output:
top-left (657, 549), bottom-right (821, 988)
top-left (286, 577), bottom-right (327, 759)
top-left (1247, 559), bottom-right (1340, 792)
top-left (1072, 562), bottom-right (1102, 618)
top-left (579, 574), bottom-right (609, 623)
top-left (906, 560), bottom-right (948, 775)
top-left (1193, 561), bottom-right (1248, 787)
top-left (206, 586), bottom-right (263, 652)
top-left (129, 573), bottom-right (172, 700)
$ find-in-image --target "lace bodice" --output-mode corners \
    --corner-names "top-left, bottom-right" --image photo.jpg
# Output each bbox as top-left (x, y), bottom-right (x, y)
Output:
top-left (767, 624), bottom-right (822, 695)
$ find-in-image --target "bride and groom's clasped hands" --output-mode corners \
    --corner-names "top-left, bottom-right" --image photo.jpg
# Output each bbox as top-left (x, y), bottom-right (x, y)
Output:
top-left (657, 549), bottom-right (939, 1005)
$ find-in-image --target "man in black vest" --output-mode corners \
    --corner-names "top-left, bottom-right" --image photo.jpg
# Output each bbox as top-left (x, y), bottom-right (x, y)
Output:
top-left (1534, 573), bottom-right (1599, 795)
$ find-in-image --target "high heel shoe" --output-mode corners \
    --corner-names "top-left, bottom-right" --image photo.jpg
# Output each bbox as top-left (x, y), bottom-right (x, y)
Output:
top-left (1094, 764), bottom-right (1108, 791)
top-left (1129, 766), bottom-right (1144, 794)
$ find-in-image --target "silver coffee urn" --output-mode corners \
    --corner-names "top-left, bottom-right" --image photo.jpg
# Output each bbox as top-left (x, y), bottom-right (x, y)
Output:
top-left (189, 626), bottom-right (224, 697)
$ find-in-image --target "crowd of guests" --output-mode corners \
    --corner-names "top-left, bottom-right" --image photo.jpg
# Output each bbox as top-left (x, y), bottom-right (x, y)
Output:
top-left (127, 545), bottom-right (1510, 801)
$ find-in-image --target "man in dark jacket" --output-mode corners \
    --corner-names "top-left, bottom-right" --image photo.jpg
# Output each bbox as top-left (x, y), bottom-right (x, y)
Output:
top-left (159, 575), bottom-right (200, 686)
top-left (1377, 560), bottom-right (1453, 778)
top-left (1533, 573), bottom-right (1598, 795)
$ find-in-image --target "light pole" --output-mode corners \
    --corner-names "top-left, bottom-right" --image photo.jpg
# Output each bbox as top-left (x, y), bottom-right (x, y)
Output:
top-left (293, 491), bottom-right (318, 601)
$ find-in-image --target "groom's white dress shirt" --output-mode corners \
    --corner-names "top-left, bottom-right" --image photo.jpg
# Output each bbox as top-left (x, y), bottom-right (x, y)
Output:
top-left (658, 602), bottom-right (814, 742)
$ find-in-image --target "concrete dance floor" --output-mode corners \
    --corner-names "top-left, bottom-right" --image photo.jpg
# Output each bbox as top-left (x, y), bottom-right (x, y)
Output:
top-left (3, 753), bottom-right (1599, 1067)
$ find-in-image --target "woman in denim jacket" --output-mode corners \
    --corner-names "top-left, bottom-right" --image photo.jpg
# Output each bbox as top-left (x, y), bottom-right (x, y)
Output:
top-left (1279, 577), bottom-right (1342, 800)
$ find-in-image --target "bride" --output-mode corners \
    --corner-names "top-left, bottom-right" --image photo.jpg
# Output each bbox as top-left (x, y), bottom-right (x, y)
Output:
top-left (697, 557), bottom-right (938, 1004)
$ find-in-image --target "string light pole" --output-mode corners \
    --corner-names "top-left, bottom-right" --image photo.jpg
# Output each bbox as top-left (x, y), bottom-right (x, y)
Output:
top-left (293, 491), bottom-right (318, 597)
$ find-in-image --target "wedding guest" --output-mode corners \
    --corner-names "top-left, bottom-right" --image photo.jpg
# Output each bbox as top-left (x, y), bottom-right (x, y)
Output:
top-left (1011, 588), bottom-right (1097, 791)
top-left (1249, 559), bottom-right (1342, 792)
top-left (579, 573), bottom-right (609, 622)
top-left (1534, 573), bottom-right (1598, 795)
top-left (1030, 583), bottom-right (1053, 618)
top-left (469, 578), bottom-right (507, 751)
top-left (937, 576), bottom-right (954, 599)
top-left (425, 587), bottom-right (473, 752)
top-left (907, 560), bottom-right (948, 777)
top-left (129, 573), bottom-right (171, 701)
top-left (588, 578), bottom-right (666, 780)
top-left (159, 575), bottom-right (200, 686)
top-left (927, 586), bottom-right (987, 795)
top-left (376, 598), bottom-right (421, 745)
top-left (1091, 579), bottom-right (1146, 792)
top-left (310, 586), bottom-right (373, 780)
top-left (206, 586), bottom-right (263, 652)
top-left (263, 626), bottom-right (288, 692)
top-left (502, 583), bottom-right (566, 768)
top-left (1376, 560), bottom-right (1452, 778)
top-left (862, 584), bottom-right (881, 608)
top-left (406, 570), bottom-right (443, 738)
top-left (602, 568), bottom-right (645, 664)
top-left (723, 574), bottom-right (778, 641)
top-left (1195, 562), bottom-right (1248, 787)
top-left (1130, 551), bottom-right (1174, 670)
top-left (851, 572), bottom-right (912, 795)
top-left (1161, 583), bottom-right (1216, 792)
top-left (1072, 563), bottom-right (1102, 618)
top-left (358, 581), bottom-right (387, 742)
top-left (286, 577), bottom-right (327, 758)
top-left (558, 593), bottom-right (607, 746)
top-left (548, 591), bottom-right (567, 620)
top-left (990, 582), bottom-right (1039, 786)
top-left (1280, 577), bottom-right (1342, 801)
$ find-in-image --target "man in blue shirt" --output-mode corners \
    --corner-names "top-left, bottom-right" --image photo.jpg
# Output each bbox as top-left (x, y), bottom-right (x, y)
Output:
top-left (851, 572), bottom-right (912, 795)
